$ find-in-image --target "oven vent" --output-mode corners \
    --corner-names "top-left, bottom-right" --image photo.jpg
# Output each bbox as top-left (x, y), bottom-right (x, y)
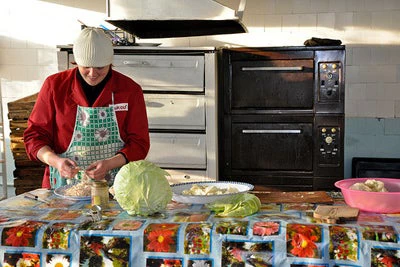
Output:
top-left (105, 0), bottom-right (247, 38)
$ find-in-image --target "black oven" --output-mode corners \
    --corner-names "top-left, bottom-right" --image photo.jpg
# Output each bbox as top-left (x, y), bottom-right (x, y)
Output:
top-left (217, 46), bottom-right (345, 190)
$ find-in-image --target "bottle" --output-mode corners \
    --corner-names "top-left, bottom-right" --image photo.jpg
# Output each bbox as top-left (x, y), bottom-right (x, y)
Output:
top-left (91, 180), bottom-right (109, 208)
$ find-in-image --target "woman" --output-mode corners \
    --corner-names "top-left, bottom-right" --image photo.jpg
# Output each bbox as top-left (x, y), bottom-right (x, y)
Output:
top-left (24, 27), bottom-right (150, 189)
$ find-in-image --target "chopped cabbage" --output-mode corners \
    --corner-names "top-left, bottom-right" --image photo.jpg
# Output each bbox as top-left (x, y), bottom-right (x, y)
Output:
top-left (113, 160), bottom-right (172, 216)
top-left (206, 193), bottom-right (261, 217)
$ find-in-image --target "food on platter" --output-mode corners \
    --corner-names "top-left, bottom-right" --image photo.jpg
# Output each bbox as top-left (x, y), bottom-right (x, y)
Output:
top-left (182, 184), bottom-right (239, 196)
top-left (64, 174), bottom-right (92, 197)
top-left (349, 179), bottom-right (388, 192)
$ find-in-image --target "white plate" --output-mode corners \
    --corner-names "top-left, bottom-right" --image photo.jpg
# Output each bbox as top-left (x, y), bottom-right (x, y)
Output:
top-left (54, 185), bottom-right (91, 201)
top-left (171, 181), bottom-right (254, 204)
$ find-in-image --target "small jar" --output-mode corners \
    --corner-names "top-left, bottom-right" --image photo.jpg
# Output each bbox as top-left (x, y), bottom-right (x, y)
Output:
top-left (91, 180), bottom-right (109, 208)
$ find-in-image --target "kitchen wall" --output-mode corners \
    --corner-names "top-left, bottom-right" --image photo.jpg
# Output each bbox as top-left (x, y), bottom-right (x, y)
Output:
top-left (1, 0), bottom-right (400, 187)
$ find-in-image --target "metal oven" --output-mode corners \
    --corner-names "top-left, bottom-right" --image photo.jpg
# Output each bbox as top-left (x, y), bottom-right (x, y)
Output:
top-left (218, 46), bottom-right (345, 190)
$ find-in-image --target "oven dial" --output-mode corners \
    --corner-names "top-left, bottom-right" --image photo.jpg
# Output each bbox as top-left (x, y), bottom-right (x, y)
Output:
top-left (325, 136), bottom-right (333, 144)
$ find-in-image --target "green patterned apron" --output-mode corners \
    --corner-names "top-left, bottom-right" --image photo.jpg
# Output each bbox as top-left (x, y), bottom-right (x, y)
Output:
top-left (49, 99), bottom-right (124, 189)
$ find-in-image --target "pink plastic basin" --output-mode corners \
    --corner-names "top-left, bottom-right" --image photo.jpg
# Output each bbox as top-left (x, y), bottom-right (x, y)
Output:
top-left (335, 178), bottom-right (400, 214)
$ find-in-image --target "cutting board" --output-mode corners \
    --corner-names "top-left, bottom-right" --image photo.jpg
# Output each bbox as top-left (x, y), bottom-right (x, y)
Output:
top-left (313, 205), bottom-right (359, 223)
top-left (251, 191), bottom-right (334, 204)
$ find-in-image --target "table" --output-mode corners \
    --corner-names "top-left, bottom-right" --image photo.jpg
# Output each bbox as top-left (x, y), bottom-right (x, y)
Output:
top-left (0, 189), bottom-right (399, 267)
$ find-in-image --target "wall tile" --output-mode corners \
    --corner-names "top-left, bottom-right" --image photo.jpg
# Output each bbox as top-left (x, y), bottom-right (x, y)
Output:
top-left (376, 100), bottom-right (395, 117)
top-left (348, 83), bottom-right (366, 100)
top-left (309, 0), bottom-right (329, 13)
top-left (2, 48), bottom-right (38, 66)
top-left (352, 47), bottom-right (371, 65)
top-left (357, 100), bottom-right (377, 117)
top-left (243, 14), bottom-right (265, 32)
top-left (359, 65), bottom-right (379, 83)
top-left (383, 0), bottom-right (400, 10)
top-left (371, 11), bottom-right (392, 29)
top-left (378, 65), bottom-right (397, 83)
top-left (345, 0), bottom-right (366, 12)
top-left (365, 83), bottom-right (379, 100)
top-left (275, 0), bottom-right (294, 14)
top-left (328, 0), bottom-right (347, 12)
top-left (365, 0), bottom-right (384, 11)
top-left (353, 12), bottom-right (372, 28)
top-left (292, 0), bottom-right (311, 14)
top-left (245, 0), bottom-right (269, 15)
top-left (345, 99), bottom-right (359, 116)
top-left (335, 12), bottom-right (354, 32)
top-left (395, 100), bottom-right (400, 117)
top-left (282, 14), bottom-right (299, 32)
top-left (316, 13), bottom-right (335, 32)
top-left (384, 118), bottom-right (400, 134)
top-left (370, 46), bottom-right (390, 65)
top-left (299, 14), bottom-right (317, 30)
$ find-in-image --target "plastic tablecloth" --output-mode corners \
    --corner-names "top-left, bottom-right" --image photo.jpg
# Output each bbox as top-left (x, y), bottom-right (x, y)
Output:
top-left (0, 189), bottom-right (399, 267)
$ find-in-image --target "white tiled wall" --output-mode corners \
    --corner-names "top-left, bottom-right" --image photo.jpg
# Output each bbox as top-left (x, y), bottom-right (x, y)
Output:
top-left (1, 0), bottom-right (400, 184)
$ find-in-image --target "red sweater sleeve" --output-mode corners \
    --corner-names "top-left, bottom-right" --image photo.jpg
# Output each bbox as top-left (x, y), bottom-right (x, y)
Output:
top-left (24, 77), bottom-right (58, 161)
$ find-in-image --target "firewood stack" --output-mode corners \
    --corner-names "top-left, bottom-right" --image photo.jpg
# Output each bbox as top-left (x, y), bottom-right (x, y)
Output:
top-left (8, 93), bottom-right (44, 195)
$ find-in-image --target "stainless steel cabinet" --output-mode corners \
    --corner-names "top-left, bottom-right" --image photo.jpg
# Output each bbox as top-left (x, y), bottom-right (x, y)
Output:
top-left (58, 46), bottom-right (217, 184)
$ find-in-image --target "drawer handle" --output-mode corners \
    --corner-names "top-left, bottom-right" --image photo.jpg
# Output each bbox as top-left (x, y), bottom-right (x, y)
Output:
top-left (183, 175), bottom-right (191, 179)
top-left (123, 60), bottom-right (199, 69)
top-left (241, 66), bottom-right (304, 71)
top-left (145, 101), bottom-right (164, 108)
top-left (123, 60), bottom-right (151, 67)
top-left (242, 129), bottom-right (302, 134)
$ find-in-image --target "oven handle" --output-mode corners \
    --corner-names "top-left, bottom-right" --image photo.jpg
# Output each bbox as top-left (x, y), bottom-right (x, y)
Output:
top-left (242, 129), bottom-right (302, 134)
top-left (241, 66), bottom-right (304, 71)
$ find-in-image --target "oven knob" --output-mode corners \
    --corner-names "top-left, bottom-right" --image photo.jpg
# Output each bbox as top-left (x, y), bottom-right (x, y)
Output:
top-left (322, 64), bottom-right (327, 69)
top-left (332, 63), bottom-right (337, 69)
top-left (325, 136), bottom-right (333, 144)
top-left (321, 128), bottom-right (326, 133)
top-left (331, 128), bottom-right (337, 133)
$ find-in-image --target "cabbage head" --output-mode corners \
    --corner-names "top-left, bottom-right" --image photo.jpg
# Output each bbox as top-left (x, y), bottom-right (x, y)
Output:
top-left (113, 160), bottom-right (172, 216)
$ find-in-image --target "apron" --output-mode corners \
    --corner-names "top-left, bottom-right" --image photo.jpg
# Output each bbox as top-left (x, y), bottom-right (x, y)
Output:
top-left (49, 99), bottom-right (125, 189)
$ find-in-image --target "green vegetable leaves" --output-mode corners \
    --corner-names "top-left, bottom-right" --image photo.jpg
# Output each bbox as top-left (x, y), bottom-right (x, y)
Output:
top-left (113, 160), bottom-right (172, 216)
top-left (206, 193), bottom-right (261, 217)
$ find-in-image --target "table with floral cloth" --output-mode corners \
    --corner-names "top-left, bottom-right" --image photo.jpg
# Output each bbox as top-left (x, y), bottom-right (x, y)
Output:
top-left (0, 188), bottom-right (399, 267)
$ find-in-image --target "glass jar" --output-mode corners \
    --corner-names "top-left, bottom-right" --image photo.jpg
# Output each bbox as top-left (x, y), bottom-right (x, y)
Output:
top-left (91, 180), bottom-right (109, 208)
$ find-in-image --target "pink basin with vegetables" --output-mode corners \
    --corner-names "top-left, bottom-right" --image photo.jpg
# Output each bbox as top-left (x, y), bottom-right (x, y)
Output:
top-left (335, 178), bottom-right (400, 213)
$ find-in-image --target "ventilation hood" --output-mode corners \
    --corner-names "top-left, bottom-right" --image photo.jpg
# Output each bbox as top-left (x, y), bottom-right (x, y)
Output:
top-left (105, 0), bottom-right (247, 38)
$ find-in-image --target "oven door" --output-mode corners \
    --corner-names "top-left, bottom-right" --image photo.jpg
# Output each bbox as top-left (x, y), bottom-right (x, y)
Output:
top-left (228, 115), bottom-right (313, 172)
top-left (231, 59), bottom-right (314, 110)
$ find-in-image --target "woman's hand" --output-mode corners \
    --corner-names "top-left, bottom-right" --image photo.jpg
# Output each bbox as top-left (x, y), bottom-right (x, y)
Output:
top-left (37, 145), bottom-right (79, 179)
top-left (85, 160), bottom-right (110, 181)
top-left (85, 154), bottom-right (127, 181)
top-left (56, 158), bottom-right (80, 179)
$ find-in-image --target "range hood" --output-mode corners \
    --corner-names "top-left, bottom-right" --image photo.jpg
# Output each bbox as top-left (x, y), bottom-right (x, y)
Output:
top-left (105, 0), bottom-right (247, 38)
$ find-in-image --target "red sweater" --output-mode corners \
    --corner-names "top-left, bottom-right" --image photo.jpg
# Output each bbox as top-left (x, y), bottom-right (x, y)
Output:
top-left (24, 68), bottom-right (150, 188)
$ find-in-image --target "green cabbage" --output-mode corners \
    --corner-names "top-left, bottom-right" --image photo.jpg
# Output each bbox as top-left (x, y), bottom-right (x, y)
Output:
top-left (113, 160), bottom-right (172, 216)
top-left (206, 193), bottom-right (261, 217)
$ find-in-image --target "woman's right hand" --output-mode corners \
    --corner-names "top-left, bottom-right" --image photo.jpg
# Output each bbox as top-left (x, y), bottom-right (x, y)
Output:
top-left (37, 146), bottom-right (79, 179)
top-left (56, 158), bottom-right (80, 179)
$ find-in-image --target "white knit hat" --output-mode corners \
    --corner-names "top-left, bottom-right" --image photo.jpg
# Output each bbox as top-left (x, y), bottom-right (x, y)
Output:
top-left (73, 28), bottom-right (114, 67)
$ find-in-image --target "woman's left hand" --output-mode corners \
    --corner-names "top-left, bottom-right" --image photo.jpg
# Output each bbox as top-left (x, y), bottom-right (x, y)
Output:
top-left (85, 160), bottom-right (110, 181)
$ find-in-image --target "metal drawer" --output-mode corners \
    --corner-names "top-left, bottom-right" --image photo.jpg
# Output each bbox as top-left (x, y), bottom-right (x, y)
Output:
top-left (146, 133), bottom-right (206, 169)
top-left (113, 55), bottom-right (204, 92)
top-left (145, 94), bottom-right (205, 130)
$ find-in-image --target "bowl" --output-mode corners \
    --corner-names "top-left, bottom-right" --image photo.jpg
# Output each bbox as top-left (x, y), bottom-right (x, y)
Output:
top-left (335, 178), bottom-right (400, 213)
top-left (171, 181), bottom-right (254, 204)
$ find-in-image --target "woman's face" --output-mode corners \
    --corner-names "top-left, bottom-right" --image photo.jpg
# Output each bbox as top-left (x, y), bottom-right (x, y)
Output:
top-left (78, 65), bottom-right (110, 86)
